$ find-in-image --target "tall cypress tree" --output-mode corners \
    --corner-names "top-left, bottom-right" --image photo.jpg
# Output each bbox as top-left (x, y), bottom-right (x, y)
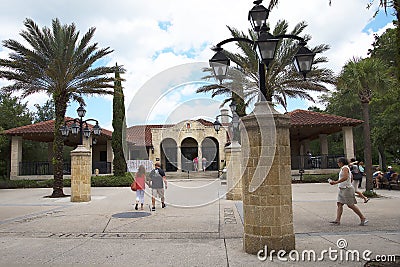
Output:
top-left (112, 63), bottom-right (127, 176)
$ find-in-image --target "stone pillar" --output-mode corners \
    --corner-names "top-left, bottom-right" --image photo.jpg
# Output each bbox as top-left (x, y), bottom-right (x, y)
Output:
top-left (301, 139), bottom-right (310, 155)
top-left (47, 142), bottom-right (54, 175)
top-left (225, 141), bottom-right (242, 200)
top-left (319, 134), bottom-right (328, 168)
top-left (290, 139), bottom-right (300, 170)
top-left (177, 146), bottom-right (182, 171)
top-left (70, 145), bottom-right (92, 202)
top-left (107, 139), bottom-right (113, 174)
top-left (241, 101), bottom-right (294, 254)
top-left (83, 136), bottom-right (92, 174)
top-left (198, 145), bottom-right (202, 171)
top-left (342, 126), bottom-right (354, 160)
top-left (220, 109), bottom-right (230, 124)
top-left (10, 136), bottom-right (23, 179)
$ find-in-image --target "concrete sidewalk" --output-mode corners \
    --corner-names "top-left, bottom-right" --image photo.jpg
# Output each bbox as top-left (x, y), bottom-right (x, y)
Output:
top-left (0, 180), bottom-right (399, 266)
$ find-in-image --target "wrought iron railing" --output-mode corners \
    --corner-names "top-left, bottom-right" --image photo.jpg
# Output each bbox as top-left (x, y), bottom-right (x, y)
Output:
top-left (92, 161), bottom-right (112, 174)
top-left (18, 161), bottom-right (112, 175)
top-left (291, 155), bottom-right (344, 170)
top-left (19, 161), bottom-right (71, 176)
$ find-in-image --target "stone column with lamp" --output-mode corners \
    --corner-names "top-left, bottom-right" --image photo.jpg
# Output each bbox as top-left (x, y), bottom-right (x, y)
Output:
top-left (70, 145), bottom-right (92, 202)
top-left (241, 102), bottom-right (294, 254)
top-left (208, 0), bottom-right (315, 255)
top-left (60, 105), bottom-right (103, 201)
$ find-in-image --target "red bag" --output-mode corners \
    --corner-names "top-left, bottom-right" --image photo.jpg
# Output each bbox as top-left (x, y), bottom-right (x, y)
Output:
top-left (130, 181), bottom-right (137, 191)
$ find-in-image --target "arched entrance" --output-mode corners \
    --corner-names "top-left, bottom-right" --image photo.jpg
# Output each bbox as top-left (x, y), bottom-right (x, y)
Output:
top-left (160, 138), bottom-right (178, 172)
top-left (201, 137), bottom-right (219, 171)
top-left (181, 137), bottom-right (198, 171)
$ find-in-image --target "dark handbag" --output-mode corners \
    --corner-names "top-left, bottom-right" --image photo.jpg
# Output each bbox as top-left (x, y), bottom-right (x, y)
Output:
top-left (130, 181), bottom-right (137, 191)
top-left (353, 172), bottom-right (363, 180)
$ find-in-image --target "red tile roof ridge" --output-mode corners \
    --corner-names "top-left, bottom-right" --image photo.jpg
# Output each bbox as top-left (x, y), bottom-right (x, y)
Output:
top-left (287, 109), bottom-right (363, 126)
top-left (3, 117), bottom-right (112, 137)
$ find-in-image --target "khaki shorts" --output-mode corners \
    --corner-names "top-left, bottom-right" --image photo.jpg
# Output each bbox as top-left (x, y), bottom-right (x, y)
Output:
top-left (337, 186), bottom-right (357, 205)
top-left (152, 188), bottom-right (165, 199)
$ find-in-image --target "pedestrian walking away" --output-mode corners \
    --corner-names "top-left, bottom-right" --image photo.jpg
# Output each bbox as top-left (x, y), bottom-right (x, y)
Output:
top-left (358, 161), bottom-right (365, 188)
top-left (134, 165), bottom-right (146, 210)
top-left (148, 161), bottom-right (167, 211)
top-left (349, 159), bottom-right (369, 203)
top-left (329, 157), bottom-right (368, 226)
top-left (193, 157), bottom-right (199, 171)
top-left (202, 157), bottom-right (207, 172)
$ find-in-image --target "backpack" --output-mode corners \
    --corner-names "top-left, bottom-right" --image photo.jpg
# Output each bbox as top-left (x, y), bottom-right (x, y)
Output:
top-left (351, 164), bottom-right (360, 174)
top-left (351, 164), bottom-right (362, 180)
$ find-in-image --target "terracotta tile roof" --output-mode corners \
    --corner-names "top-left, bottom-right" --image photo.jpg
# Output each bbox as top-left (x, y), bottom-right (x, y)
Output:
top-left (287, 109), bottom-right (363, 127)
top-left (3, 117), bottom-right (113, 138)
top-left (126, 125), bottom-right (167, 147)
top-left (196, 119), bottom-right (214, 127)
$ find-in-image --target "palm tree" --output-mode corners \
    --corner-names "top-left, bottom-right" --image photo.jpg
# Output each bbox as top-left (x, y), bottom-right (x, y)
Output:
top-left (197, 20), bottom-right (336, 114)
top-left (0, 18), bottom-right (117, 197)
top-left (337, 57), bottom-right (394, 191)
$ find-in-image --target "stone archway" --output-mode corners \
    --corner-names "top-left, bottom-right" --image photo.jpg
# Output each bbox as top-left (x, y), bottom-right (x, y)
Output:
top-left (181, 137), bottom-right (198, 171)
top-left (201, 137), bottom-right (219, 171)
top-left (160, 138), bottom-right (178, 172)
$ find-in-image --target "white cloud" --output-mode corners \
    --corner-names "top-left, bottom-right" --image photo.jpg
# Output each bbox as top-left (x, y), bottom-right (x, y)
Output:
top-left (0, 0), bottom-right (396, 126)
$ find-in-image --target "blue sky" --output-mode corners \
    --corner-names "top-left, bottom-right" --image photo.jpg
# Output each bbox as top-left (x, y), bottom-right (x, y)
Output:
top-left (0, 0), bottom-right (396, 130)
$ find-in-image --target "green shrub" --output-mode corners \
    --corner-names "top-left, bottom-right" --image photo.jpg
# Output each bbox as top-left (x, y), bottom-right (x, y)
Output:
top-left (91, 173), bottom-right (133, 187)
top-left (0, 173), bottom-right (136, 189)
top-left (295, 173), bottom-right (337, 183)
top-left (0, 178), bottom-right (71, 189)
top-left (363, 190), bottom-right (378, 198)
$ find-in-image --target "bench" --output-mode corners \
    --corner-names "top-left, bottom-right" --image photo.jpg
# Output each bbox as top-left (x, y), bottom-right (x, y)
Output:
top-left (380, 173), bottom-right (399, 190)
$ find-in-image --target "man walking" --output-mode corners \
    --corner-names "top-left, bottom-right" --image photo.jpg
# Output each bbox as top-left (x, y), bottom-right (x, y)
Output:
top-left (148, 162), bottom-right (167, 211)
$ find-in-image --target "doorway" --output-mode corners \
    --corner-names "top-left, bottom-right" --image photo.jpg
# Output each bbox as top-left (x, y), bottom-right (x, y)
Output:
top-left (181, 137), bottom-right (198, 171)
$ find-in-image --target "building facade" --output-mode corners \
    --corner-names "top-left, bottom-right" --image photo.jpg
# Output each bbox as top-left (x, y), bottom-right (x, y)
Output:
top-left (126, 119), bottom-right (229, 172)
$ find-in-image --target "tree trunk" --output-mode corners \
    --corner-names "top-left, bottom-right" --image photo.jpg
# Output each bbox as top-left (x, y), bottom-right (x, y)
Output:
top-left (361, 102), bottom-right (373, 191)
top-left (51, 96), bottom-right (68, 197)
top-left (232, 92), bottom-right (246, 117)
top-left (395, 0), bottom-right (400, 82)
top-left (377, 144), bottom-right (387, 170)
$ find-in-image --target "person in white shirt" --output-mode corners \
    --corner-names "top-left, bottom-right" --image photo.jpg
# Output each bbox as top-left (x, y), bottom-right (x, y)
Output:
top-left (329, 157), bottom-right (368, 226)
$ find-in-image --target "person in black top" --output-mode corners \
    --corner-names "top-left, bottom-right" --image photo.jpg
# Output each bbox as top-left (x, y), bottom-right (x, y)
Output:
top-left (148, 162), bottom-right (167, 211)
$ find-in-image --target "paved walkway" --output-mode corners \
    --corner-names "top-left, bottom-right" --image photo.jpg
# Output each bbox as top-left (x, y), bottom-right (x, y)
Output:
top-left (0, 179), bottom-right (399, 266)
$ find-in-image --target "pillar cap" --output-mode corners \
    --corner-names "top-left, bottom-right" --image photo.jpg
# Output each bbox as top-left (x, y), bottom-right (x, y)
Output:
top-left (71, 145), bottom-right (91, 154)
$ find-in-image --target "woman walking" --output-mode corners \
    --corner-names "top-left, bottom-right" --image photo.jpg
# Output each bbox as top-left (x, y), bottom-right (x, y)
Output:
top-left (134, 165), bottom-right (146, 210)
top-left (329, 157), bottom-right (368, 226)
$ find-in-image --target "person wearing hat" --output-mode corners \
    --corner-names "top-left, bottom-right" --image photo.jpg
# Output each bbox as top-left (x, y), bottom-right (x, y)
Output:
top-left (384, 166), bottom-right (396, 182)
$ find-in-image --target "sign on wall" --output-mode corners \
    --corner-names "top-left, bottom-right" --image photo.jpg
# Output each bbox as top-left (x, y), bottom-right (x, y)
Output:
top-left (126, 160), bottom-right (154, 172)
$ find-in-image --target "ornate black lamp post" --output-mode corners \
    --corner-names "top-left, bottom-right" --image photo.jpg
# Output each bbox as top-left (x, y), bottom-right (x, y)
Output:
top-left (60, 105), bottom-right (102, 145)
top-left (209, 1), bottom-right (317, 254)
top-left (213, 100), bottom-right (240, 142)
top-left (209, 0), bottom-right (316, 100)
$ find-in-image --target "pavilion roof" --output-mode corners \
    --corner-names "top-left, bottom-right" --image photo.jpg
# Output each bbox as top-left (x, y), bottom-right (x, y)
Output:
top-left (287, 109), bottom-right (363, 141)
top-left (287, 109), bottom-right (363, 127)
top-left (3, 117), bottom-right (112, 143)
